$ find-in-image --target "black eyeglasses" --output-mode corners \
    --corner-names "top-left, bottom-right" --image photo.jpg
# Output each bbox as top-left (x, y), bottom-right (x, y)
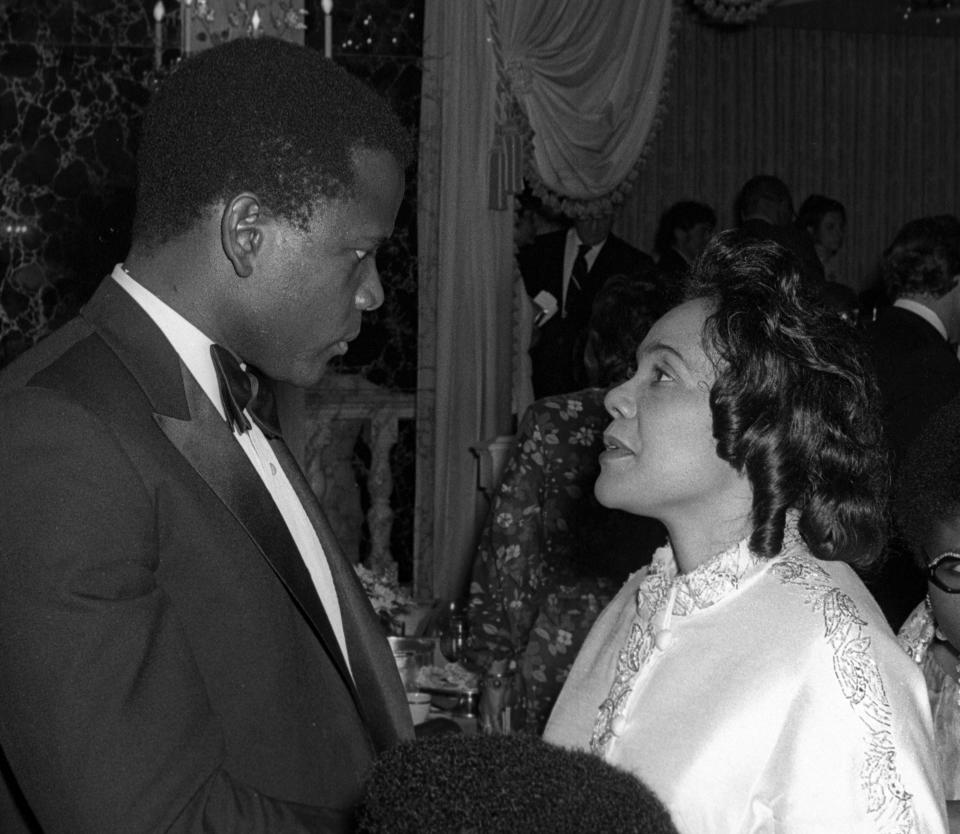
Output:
top-left (927, 551), bottom-right (960, 594)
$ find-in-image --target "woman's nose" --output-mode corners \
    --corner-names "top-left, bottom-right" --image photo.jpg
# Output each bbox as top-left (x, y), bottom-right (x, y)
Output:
top-left (604, 379), bottom-right (636, 419)
top-left (355, 262), bottom-right (384, 312)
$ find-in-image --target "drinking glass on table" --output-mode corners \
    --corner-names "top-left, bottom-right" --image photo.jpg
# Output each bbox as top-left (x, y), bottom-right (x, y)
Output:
top-left (438, 601), bottom-right (469, 663)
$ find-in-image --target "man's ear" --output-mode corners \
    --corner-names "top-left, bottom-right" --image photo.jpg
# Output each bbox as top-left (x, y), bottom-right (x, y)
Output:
top-left (221, 193), bottom-right (262, 278)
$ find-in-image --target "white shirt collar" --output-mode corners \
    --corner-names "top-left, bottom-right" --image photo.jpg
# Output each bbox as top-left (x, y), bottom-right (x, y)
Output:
top-left (567, 226), bottom-right (608, 253)
top-left (110, 263), bottom-right (227, 420)
top-left (563, 228), bottom-right (606, 288)
top-left (893, 297), bottom-right (948, 341)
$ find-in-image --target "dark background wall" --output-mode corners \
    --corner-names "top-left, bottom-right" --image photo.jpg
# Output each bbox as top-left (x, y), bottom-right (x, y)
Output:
top-left (619, 2), bottom-right (960, 296)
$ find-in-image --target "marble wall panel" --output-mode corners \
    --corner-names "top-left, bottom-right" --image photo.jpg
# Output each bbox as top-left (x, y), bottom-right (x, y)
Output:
top-left (0, 0), bottom-right (154, 365)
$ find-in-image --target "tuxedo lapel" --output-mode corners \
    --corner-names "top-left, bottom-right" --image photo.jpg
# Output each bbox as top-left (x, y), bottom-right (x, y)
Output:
top-left (587, 237), bottom-right (620, 289)
top-left (155, 368), bottom-right (359, 700)
top-left (546, 230), bottom-right (568, 299)
top-left (270, 438), bottom-right (414, 749)
top-left (83, 281), bottom-right (362, 708)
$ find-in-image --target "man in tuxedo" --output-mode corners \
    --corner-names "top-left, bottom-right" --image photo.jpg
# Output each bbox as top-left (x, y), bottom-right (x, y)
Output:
top-left (865, 216), bottom-right (960, 630)
top-left (520, 212), bottom-right (653, 398)
top-left (0, 38), bottom-right (413, 833)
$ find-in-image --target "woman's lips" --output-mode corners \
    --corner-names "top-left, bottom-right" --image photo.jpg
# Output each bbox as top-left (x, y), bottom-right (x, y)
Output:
top-left (600, 434), bottom-right (634, 462)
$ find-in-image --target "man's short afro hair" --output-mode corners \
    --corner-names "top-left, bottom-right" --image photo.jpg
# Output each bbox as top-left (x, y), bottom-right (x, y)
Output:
top-left (356, 732), bottom-right (679, 833)
top-left (132, 36), bottom-right (411, 247)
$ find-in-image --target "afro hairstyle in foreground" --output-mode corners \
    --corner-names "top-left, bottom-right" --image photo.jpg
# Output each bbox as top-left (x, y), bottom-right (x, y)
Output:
top-left (132, 36), bottom-right (411, 248)
top-left (356, 732), bottom-right (679, 834)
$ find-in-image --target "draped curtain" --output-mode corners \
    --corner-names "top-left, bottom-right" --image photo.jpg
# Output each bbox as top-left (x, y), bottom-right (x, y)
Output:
top-left (616, 7), bottom-right (960, 295)
top-left (416, 0), bottom-right (675, 600)
top-left (501, 0), bottom-right (674, 213)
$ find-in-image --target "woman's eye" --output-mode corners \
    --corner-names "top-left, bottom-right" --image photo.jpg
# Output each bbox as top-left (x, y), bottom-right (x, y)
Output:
top-left (652, 367), bottom-right (672, 383)
top-left (942, 558), bottom-right (960, 575)
top-left (354, 249), bottom-right (370, 262)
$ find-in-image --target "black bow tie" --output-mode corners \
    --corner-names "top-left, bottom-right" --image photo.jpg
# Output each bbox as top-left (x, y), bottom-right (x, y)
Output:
top-left (210, 343), bottom-right (282, 439)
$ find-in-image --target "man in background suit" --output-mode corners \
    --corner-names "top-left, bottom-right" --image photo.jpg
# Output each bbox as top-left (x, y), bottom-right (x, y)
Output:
top-left (0, 38), bottom-right (413, 833)
top-left (520, 212), bottom-right (653, 398)
top-left (866, 216), bottom-right (960, 630)
top-left (735, 174), bottom-right (825, 287)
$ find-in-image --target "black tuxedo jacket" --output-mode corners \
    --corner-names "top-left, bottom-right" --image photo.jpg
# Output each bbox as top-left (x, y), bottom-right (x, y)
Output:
top-left (0, 279), bottom-right (413, 833)
top-left (519, 230), bottom-right (653, 398)
top-left (868, 305), bottom-right (960, 467)
top-left (865, 305), bottom-right (960, 629)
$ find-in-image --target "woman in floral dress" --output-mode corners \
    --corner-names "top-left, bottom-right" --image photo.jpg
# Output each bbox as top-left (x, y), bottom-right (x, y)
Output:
top-left (466, 273), bottom-right (667, 734)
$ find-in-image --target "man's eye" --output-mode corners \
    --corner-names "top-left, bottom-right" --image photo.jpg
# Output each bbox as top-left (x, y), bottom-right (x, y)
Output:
top-left (354, 249), bottom-right (370, 261)
top-left (653, 367), bottom-right (672, 383)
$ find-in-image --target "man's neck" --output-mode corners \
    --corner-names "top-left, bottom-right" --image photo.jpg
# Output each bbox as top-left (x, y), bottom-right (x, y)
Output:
top-left (124, 237), bottom-right (223, 343)
top-left (571, 228), bottom-right (608, 250)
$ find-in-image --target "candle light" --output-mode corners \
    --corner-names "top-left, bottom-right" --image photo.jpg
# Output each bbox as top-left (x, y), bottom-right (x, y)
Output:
top-left (182, 0), bottom-right (192, 55)
top-left (153, 1), bottom-right (164, 70)
top-left (322, 0), bottom-right (334, 59)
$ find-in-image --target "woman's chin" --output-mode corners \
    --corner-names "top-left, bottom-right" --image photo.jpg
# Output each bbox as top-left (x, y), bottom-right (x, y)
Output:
top-left (594, 479), bottom-right (644, 516)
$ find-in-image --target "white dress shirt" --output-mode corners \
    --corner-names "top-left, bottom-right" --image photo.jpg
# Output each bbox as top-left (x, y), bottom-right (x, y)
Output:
top-left (561, 227), bottom-right (606, 310)
top-left (111, 264), bottom-right (352, 675)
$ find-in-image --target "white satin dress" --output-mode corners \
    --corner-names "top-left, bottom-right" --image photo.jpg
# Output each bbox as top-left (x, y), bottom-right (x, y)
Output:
top-left (544, 526), bottom-right (947, 833)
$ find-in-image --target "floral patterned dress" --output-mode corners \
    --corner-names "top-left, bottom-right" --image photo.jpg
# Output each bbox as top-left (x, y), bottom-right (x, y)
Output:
top-left (466, 388), bottom-right (665, 734)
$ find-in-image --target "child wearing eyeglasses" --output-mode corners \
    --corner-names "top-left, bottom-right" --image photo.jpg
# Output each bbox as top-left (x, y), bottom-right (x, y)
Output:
top-left (897, 391), bottom-right (960, 826)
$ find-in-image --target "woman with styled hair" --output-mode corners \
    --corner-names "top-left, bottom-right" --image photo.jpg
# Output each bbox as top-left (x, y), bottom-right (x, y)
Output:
top-left (796, 193), bottom-right (847, 281)
top-left (652, 200), bottom-right (717, 282)
top-left (543, 230), bottom-right (946, 832)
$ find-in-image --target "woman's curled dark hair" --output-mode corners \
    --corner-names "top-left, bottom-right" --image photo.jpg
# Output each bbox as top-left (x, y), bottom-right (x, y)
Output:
top-left (684, 230), bottom-right (889, 568)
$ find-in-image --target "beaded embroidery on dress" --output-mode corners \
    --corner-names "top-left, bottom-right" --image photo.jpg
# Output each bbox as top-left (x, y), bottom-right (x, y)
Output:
top-left (589, 536), bottom-right (761, 754)
top-left (771, 537), bottom-right (916, 832)
top-left (589, 520), bottom-right (919, 833)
